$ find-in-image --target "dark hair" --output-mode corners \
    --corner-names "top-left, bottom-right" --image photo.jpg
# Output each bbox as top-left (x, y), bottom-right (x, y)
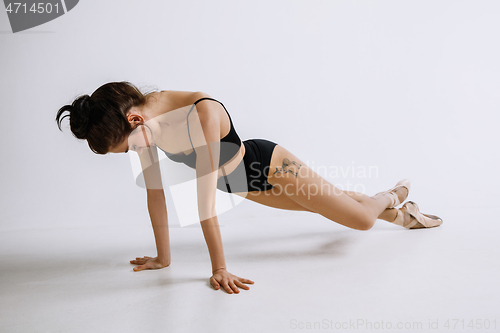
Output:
top-left (55, 81), bottom-right (156, 154)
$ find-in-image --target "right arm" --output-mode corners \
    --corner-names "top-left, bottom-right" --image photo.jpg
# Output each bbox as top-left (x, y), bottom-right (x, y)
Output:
top-left (130, 131), bottom-right (171, 271)
top-left (146, 188), bottom-right (171, 267)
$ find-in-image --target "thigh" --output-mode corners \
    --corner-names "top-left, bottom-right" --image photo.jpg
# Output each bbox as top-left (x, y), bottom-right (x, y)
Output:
top-left (235, 188), bottom-right (370, 211)
top-left (234, 188), bottom-right (313, 212)
top-left (265, 145), bottom-right (368, 227)
top-left (342, 190), bottom-right (371, 202)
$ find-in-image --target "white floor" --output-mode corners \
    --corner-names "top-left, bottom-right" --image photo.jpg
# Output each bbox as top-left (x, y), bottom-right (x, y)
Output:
top-left (1, 207), bottom-right (499, 333)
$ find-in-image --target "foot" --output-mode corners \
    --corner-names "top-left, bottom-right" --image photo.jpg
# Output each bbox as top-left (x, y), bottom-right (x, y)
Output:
top-left (374, 179), bottom-right (411, 208)
top-left (390, 207), bottom-right (409, 227)
top-left (389, 201), bottom-right (443, 229)
top-left (393, 186), bottom-right (409, 207)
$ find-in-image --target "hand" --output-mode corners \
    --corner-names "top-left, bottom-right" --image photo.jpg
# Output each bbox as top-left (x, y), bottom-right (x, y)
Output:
top-left (130, 256), bottom-right (170, 271)
top-left (210, 268), bottom-right (254, 294)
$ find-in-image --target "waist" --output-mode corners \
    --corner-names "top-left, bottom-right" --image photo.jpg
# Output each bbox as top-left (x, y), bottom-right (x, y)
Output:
top-left (218, 141), bottom-right (245, 178)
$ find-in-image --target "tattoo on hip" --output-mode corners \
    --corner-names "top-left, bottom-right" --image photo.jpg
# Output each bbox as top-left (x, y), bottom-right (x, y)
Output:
top-left (273, 158), bottom-right (302, 178)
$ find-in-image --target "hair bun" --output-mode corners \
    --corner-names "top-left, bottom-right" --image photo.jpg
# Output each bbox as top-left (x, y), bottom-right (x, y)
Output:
top-left (55, 94), bottom-right (93, 139)
top-left (70, 94), bottom-right (93, 139)
top-left (76, 95), bottom-right (91, 114)
top-left (56, 81), bottom-right (147, 154)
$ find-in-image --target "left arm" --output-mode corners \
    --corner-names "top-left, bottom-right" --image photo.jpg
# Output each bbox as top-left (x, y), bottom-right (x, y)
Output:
top-left (191, 94), bottom-right (254, 293)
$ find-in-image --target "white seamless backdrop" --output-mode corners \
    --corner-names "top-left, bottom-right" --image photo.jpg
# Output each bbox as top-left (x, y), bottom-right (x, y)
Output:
top-left (0, 0), bottom-right (499, 231)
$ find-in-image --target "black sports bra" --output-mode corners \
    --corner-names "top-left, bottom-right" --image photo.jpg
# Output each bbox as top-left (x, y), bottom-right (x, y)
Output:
top-left (160, 97), bottom-right (242, 169)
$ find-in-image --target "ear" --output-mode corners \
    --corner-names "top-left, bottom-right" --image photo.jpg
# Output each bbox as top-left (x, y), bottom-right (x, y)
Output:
top-left (126, 111), bottom-right (145, 126)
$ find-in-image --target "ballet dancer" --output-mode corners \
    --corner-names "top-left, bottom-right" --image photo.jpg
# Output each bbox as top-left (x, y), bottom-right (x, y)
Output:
top-left (55, 81), bottom-right (443, 294)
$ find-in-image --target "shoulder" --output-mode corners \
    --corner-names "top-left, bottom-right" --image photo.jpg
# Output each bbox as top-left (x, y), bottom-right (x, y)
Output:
top-left (190, 91), bottom-right (212, 103)
top-left (158, 90), bottom-right (210, 107)
top-left (162, 90), bottom-right (220, 122)
top-left (189, 92), bottom-right (221, 121)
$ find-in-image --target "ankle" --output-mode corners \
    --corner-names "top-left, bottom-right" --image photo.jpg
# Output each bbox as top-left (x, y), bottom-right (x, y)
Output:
top-left (379, 208), bottom-right (398, 222)
top-left (395, 187), bottom-right (409, 205)
top-left (373, 192), bottom-right (396, 208)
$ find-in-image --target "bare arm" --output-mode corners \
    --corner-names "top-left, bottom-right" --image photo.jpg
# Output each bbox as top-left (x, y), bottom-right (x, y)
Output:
top-left (147, 189), bottom-right (171, 266)
top-left (191, 97), bottom-right (226, 273)
top-left (130, 128), bottom-right (171, 271)
top-left (191, 96), bottom-right (254, 293)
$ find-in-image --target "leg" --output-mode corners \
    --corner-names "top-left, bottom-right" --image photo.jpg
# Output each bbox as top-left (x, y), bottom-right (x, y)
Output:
top-left (238, 188), bottom-right (397, 222)
top-left (265, 145), bottom-right (405, 230)
top-left (235, 188), bottom-right (314, 212)
top-left (342, 190), bottom-right (398, 222)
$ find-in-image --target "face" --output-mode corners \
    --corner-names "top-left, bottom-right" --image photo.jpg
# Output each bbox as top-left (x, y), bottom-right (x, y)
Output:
top-left (108, 109), bottom-right (155, 154)
top-left (108, 123), bottom-right (155, 154)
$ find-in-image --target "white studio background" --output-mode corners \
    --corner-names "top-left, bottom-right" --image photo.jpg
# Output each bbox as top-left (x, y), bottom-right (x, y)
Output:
top-left (0, 0), bottom-right (499, 232)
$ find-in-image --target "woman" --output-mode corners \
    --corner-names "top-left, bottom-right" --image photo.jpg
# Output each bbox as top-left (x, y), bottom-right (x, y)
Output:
top-left (55, 81), bottom-right (443, 294)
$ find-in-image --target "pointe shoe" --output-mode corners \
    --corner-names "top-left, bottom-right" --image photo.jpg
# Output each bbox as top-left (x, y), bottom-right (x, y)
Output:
top-left (391, 201), bottom-right (443, 229)
top-left (375, 179), bottom-right (411, 208)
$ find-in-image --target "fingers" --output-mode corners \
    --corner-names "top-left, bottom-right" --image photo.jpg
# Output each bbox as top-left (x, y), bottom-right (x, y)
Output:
top-left (212, 277), bottom-right (253, 294)
top-left (133, 265), bottom-right (145, 272)
top-left (130, 256), bottom-right (153, 264)
top-left (234, 279), bottom-right (250, 290)
top-left (210, 277), bottom-right (220, 290)
top-left (228, 280), bottom-right (240, 294)
top-left (131, 256), bottom-right (153, 271)
top-left (222, 280), bottom-right (234, 294)
top-left (211, 276), bottom-right (233, 294)
top-left (211, 272), bottom-right (254, 294)
top-left (135, 256), bottom-right (153, 260)
top-left (130, 259), bottom-right (146, 264)
top-left (240, 278), bottom-right (254, 284)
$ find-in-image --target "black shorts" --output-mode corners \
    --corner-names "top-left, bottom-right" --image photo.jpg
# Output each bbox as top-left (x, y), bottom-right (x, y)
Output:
top-left (217, 139), bottom-right (278, 193)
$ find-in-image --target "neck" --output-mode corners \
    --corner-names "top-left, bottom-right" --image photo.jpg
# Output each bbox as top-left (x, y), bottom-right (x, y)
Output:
top-left (140, 92), bottom-right (164, 122)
